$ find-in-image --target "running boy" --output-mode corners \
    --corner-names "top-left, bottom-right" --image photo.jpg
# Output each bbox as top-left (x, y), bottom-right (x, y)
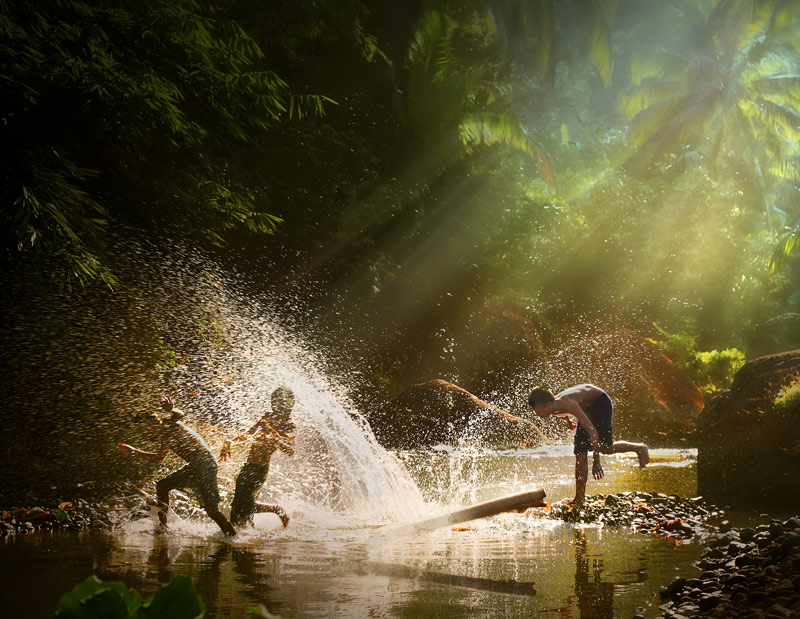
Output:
top-left (229, 387), bottom-right (296, 528)
top-left (527, 384), bottom-right (649, 504)
top-left (117, 396), bottom-right (236, 536)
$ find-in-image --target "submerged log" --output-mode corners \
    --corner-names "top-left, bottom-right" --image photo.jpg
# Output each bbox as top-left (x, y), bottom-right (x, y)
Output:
top-left (404, 488), bottom-right (546, 532)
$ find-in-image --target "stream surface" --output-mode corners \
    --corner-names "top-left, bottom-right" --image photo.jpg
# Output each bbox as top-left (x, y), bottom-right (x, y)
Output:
top-left (3, 445), bottom-right (763, 618)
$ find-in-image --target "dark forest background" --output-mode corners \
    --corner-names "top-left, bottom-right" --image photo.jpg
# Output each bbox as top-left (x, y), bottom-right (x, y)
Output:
top-left (2, 0), bottom-right (799, 499)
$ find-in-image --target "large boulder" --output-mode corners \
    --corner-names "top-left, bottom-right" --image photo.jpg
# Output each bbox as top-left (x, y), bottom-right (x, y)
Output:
top-left (551, 330), bottom-right (704, 442)
top-left (368, 379), bottom-right (543, 449)
top-left (408, 301), bottom-right (547, 396)
top-left (369, 330), bottom-right (704, 449)
top-left (695, 350), bottom-right (800, 508)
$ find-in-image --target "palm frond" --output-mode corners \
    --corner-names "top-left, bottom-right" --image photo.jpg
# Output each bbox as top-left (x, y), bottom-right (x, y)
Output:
top-left (568, 0), bottom-right (617, 87)
top-left (626, 96), bottom-right (681, 145)
top-left (619, 79), bottom-right (682, 120)
top-left (625, 92), bottom-right (718, 176)
top-left (519, 0), bottom-right (556, 85)
top-left (769, 224), bottom-right (800, 273)
top-left (710, 0), bottom-right (758, 63)
top-left (745, 97), bottom-right (800, 140)
top-left (408, 10), bottom-right (458, 84)
top-left (629, 54), bottom-right (678, 84)
top-left (748, 74), bottom-right (800, 97)
top-left (771, 154), bottom-right (800, 183)
top-left (458, 112), bottom-right (555, 183)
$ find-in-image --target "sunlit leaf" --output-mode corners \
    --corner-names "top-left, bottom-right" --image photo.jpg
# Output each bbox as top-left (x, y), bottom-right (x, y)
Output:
top-left (568, 0), bottom-right (617, 87)
top-left (458, 112), bottom-right (555, 184)
top-left (619, 79), bottom-right (682, 120)
top-left (769, 225), bottom-right (800, 273)
top-left (746, 97), bottom-right (800, 140)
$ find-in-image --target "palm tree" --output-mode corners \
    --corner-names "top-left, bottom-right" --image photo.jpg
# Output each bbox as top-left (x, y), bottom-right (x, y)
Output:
top-left (405, 7), bottom-right (555, 181)
top-left (618, 0), bottom-right (800, 237)
top-left (506, 0), bottom-right (618, 90)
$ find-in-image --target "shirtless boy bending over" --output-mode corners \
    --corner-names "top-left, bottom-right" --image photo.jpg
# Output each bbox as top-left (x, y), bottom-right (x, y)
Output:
top-left (527, 384), bottom-right (649, 504)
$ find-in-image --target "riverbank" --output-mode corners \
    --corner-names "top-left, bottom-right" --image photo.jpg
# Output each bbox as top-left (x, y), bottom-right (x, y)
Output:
top-left (659, 516), bottom-right (800, 617)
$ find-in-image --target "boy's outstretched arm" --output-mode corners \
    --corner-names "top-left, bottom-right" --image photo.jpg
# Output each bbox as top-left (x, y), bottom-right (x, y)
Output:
top-left (569, 407), bottom-right (604, 480)
top-left (117, 436), bottom-right (168, 463)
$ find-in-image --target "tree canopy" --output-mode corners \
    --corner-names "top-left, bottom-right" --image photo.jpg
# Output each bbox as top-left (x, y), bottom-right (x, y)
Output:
top-left (2, 0), bottom-right (799, 396)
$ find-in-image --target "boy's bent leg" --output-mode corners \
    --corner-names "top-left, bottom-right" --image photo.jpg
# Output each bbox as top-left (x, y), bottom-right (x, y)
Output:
top-left (255, 503), bottom-right (290, 527)
top-left (230, 462), bottom-right (268, 528)
top-left (157, 465), bottom-right (195, 528)
top-left (574, 452), bottom-right (588, 504)
top-left (206, 507), bottom-right (236, 537)
top-left (602, 441), bottom-right (649, 467)
top-left (155, 479), bottom-right (171, 528)
top-left (191, 453), bottom-right (236, 535)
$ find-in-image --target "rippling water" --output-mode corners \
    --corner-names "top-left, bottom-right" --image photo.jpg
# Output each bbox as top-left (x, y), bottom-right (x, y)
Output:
top-left (0, 249), bottom-right (730, 617)
top-left (3, 448), bottom-right (709, 618)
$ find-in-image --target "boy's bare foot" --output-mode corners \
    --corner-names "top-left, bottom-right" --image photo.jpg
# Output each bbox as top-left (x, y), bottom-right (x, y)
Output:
top-left (637, 444), bottom-right (650, 468)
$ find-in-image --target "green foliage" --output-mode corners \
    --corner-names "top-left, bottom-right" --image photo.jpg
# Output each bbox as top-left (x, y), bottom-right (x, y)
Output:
top-left (618, 0), bottom-right (800, 243)
top-left (55, 575), bottom-right (205, 618)
top-left (511, 0), bottom-right (617, 88)
top-left (406, 7), bottom-right (555, 181)
top-left (648, 323), bottom-right (745, 394)
top-left (0, 0), bottom-right (337, 286)
top-left (769, 224), bottom-right (800, 273)
top-left (774, 375), bottom-right (800, 410)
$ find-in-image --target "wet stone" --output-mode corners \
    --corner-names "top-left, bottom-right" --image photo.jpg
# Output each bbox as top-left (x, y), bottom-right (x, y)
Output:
top-left (740, 527), bottom-right (756, 543)
top-left (658, 513), bottom-right (800, 618)
top-left (770, 522), bottom-right (784, 538)
top-left (783, 517), bottom-right (800, 530)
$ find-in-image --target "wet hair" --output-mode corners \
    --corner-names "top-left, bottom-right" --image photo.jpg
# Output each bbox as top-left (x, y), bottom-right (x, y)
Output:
top-left (527, 387), bottom-right (555, 409)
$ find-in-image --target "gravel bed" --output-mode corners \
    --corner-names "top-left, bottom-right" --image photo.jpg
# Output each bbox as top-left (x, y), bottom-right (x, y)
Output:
top-left (658, 516), bottom-right (800, 618)
top-left (530, 491), bottom-right (722, 541)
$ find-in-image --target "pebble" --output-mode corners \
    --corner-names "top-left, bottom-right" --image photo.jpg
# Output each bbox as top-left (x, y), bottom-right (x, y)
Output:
top-left (529, 492), bottom-right (719, 540)
top-left (659, 515), bottom-right (800, 617)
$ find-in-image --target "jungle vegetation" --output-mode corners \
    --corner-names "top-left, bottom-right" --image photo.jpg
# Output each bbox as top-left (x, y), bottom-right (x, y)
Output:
top-left (1, 0), bottom-right (799, 488)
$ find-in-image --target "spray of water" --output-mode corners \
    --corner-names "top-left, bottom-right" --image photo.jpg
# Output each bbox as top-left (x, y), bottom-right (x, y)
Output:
top-left (1, 236), bottom-right (430, 530)
top-left (152, 251), bottom-right (430, 527)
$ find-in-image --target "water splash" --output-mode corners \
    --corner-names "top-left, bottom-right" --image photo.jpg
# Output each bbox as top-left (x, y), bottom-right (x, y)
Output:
top-left (148, 249), bottom-right (428, 526)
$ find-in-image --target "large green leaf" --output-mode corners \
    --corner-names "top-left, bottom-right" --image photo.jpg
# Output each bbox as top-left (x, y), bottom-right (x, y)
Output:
top-left (568, 0), bottom-right (617, 87)
top-left (138, 575), bottom-right (205, 619)
top-left (55, 575), bottom-right (142, 619)
top-left (769, 225), bottom-right (800, 273)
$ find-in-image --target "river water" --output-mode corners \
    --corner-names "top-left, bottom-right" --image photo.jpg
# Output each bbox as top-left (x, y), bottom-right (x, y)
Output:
top-left (0, 257), bottom-right (757, 618)
top-left (3, 447), bottom-right (713, 618)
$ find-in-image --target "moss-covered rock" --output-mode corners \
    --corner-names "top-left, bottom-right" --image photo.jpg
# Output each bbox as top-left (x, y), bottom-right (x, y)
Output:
top-left (695, 350), bottom-right (800, 508)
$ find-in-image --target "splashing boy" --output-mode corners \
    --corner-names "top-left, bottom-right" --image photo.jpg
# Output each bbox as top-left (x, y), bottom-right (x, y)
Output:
top-left (229, 387), bottom-right (296, 528)
top-left (527, 384), bottom-right (649, 504)
top-left (117, 396), bottom-right (237, 536)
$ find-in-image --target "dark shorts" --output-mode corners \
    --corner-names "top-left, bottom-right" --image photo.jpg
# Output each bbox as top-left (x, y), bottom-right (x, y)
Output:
top-left (159, 452), bottom-right (221, 510)
top-left (229, 461), bottom-right (269, 526)
top-left (574, 393), bottom-right (614, 455)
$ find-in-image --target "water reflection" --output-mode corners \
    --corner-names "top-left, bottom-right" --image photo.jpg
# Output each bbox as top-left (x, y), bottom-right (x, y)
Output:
top-left (2, 449), bottom-right (708, 618)
top-left (572, 528), bottom-right (616, 618)
top-left (365, 561), bottom-right (538, 596)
